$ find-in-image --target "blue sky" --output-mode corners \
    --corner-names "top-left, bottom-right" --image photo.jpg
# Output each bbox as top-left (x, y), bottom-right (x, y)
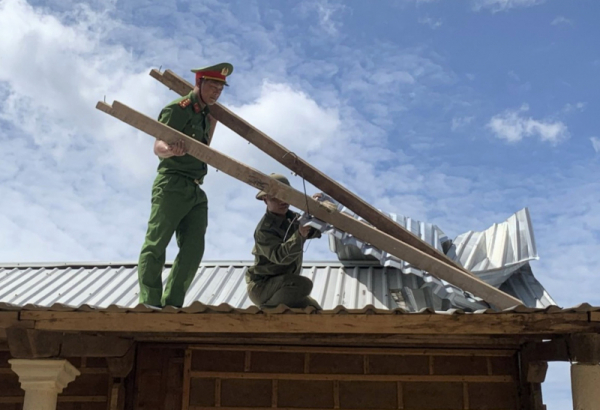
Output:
top-left (0, 0), bottom-right (598, 407)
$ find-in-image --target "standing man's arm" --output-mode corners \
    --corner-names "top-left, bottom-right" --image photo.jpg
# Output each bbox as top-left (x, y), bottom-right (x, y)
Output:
top-left (153, 106), bottom-right (190, 158)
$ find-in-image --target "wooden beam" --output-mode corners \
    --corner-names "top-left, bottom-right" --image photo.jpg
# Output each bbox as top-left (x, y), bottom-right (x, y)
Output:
top-left (0, 312), bottom-right (19, 329)
top-left (187, 408), bottom-right (514, 410)
top-left (96, 99), bottom-right (521, 309)
top-left (61, 333), bottom-right (134, 358)
top-left (0, 397), bottom-right (107, 404)
top-left (186, 344), bottom-right (517, 356)
top-left (107, 346), bottom-right (136, 378)
top-left (149, 68), bottom-right (471, 277)
top-left (569, 333), bottom-right (600, 364)
top-left (525, 362), bottom-right (548, 383)
top-left (6, 328), bottom-right (135, 359)
top-left (134, 333), bottom-right (525, 349)
top-left (182, 349), bottom-right (192, 410)
top-left (522, 340), bottom-right (569, 362)
top-left (6, 328), bottom-right (61, 358)
top-left (21, 311), bottom-right (600, 335)
top-left (523, 335), bottom-right (600, 364)
top-left (188, 371), bottom-right (513, 383)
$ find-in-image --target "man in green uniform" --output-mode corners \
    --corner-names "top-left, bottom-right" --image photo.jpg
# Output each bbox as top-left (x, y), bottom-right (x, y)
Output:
top-left (138, 62), bottom-right (233, 308)
top-left (246, 174), bottom-right (323, 310)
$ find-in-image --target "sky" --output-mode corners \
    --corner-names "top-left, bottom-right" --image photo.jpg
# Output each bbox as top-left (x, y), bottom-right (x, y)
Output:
top-left (0, 0), bottom-right (598, 407)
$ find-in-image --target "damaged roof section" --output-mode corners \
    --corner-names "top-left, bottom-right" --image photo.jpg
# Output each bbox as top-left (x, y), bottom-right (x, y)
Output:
top-left (0, 207), bottom-right (554, 313)
top-left (303, 204), bottom-right (555, 310)
top-left (447, 208), bottom-right (538, 287)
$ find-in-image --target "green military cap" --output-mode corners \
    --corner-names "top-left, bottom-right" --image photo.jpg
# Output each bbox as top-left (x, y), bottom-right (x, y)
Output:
top-left (191, 62), bottom-right (234, 86)
top-left (256, 173), bottom-right (290, 200)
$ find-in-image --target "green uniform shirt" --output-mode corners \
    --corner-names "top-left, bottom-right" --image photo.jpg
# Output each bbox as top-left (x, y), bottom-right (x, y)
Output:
top-left (247, 210), bottom-right (321, 282)
top-left (157, 90), bottom-right (211, 182)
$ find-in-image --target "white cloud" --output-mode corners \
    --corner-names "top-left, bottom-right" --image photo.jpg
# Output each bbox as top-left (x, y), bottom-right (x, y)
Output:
top-left (296, 0), bottom-right (347, 36)
top-left (451, 116), bottom-right (475, 131)
top-left (591, 137), bottom-right (600, 153)
top-left (487, 105), bottom-right (569, 144)
top-left (418, 16), bottom-right (443, 29)
top-left (551, 16), bottom-right (572, 25)
top-left (507, 70), bottom-right (520, 81)
top-left (472, 0), bottom-right (546, 13)
top-left (0, 0), bottom-right (415, 263)
top-left (563, 102), bottom-right (586, 113)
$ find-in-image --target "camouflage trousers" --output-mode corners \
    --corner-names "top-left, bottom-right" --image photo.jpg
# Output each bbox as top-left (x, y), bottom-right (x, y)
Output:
top-left (247, 274), bottom-right (322, 309)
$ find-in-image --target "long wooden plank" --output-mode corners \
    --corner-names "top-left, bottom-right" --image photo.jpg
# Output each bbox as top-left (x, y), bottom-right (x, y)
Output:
top-left (0, 397), bottom-right (108, 403)
top-left (104, 334), bottom-right (525, 349)
top-left (186, 345), bottom-right (516, 356)
top-left (149, 68), bottom-right (471, 276)
top-left (189, 408), bottom-right (517, 410)
top-left (182, 349), bottom-right (192, 410)
top-left (22, 311), bottom-right (598, 335)
top-left (188, 371), bottom-right (513, 383)
top-left (96, 100), bottom-right (521, 309)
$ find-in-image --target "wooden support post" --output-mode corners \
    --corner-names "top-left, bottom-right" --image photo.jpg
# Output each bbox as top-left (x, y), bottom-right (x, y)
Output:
top-left (96, 99), bottom-right (522, 309)
top-left (520, 343), bottom-right (547, 410)
top-left (569, 333), bottom-right (600, 364)
top-left (149, 68), bottom-right (472, 276)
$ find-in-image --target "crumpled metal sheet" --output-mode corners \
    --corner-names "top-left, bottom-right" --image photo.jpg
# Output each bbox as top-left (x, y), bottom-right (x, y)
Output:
top-left (301, 198), bottom-right (548, 307)
top-left (446, 208), bottom-right (538, 287)
top-left (300, 198), bottom-right (486, 310)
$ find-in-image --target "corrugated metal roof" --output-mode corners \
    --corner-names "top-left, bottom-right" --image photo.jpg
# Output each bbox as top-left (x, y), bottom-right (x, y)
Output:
top-left (0, 261), bottom-right (491, 312)
top-left (447, 208), bottom-right (538, 287)
top-left (0, 202), bottom-right (554, 313)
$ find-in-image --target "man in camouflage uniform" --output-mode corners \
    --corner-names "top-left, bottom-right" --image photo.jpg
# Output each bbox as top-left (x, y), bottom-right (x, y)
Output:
top-left (246, 174), bottom-right (322, 310)
top-left (138, 63), bottom-right (233, 308)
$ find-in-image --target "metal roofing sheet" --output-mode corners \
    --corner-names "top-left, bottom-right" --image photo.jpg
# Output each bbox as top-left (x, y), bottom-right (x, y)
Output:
top-left (0, 261), bottom-right (490, 312)
top-left (447, 208), bottom-right (538, 287)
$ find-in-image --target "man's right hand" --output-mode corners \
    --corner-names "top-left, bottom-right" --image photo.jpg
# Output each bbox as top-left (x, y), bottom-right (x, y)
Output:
top-left (299, 225), bottom-right (311, 238)
top-left (154, 140), bottom-right (188, 158)
top-left (168, 140), bottom-right (187, 156)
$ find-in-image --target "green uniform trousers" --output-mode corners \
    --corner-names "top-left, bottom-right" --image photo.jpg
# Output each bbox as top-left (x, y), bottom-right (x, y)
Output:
top-left (138, 173), bottom-right (208, 308)
top-left (247, 274), bottom-right (322, 309)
